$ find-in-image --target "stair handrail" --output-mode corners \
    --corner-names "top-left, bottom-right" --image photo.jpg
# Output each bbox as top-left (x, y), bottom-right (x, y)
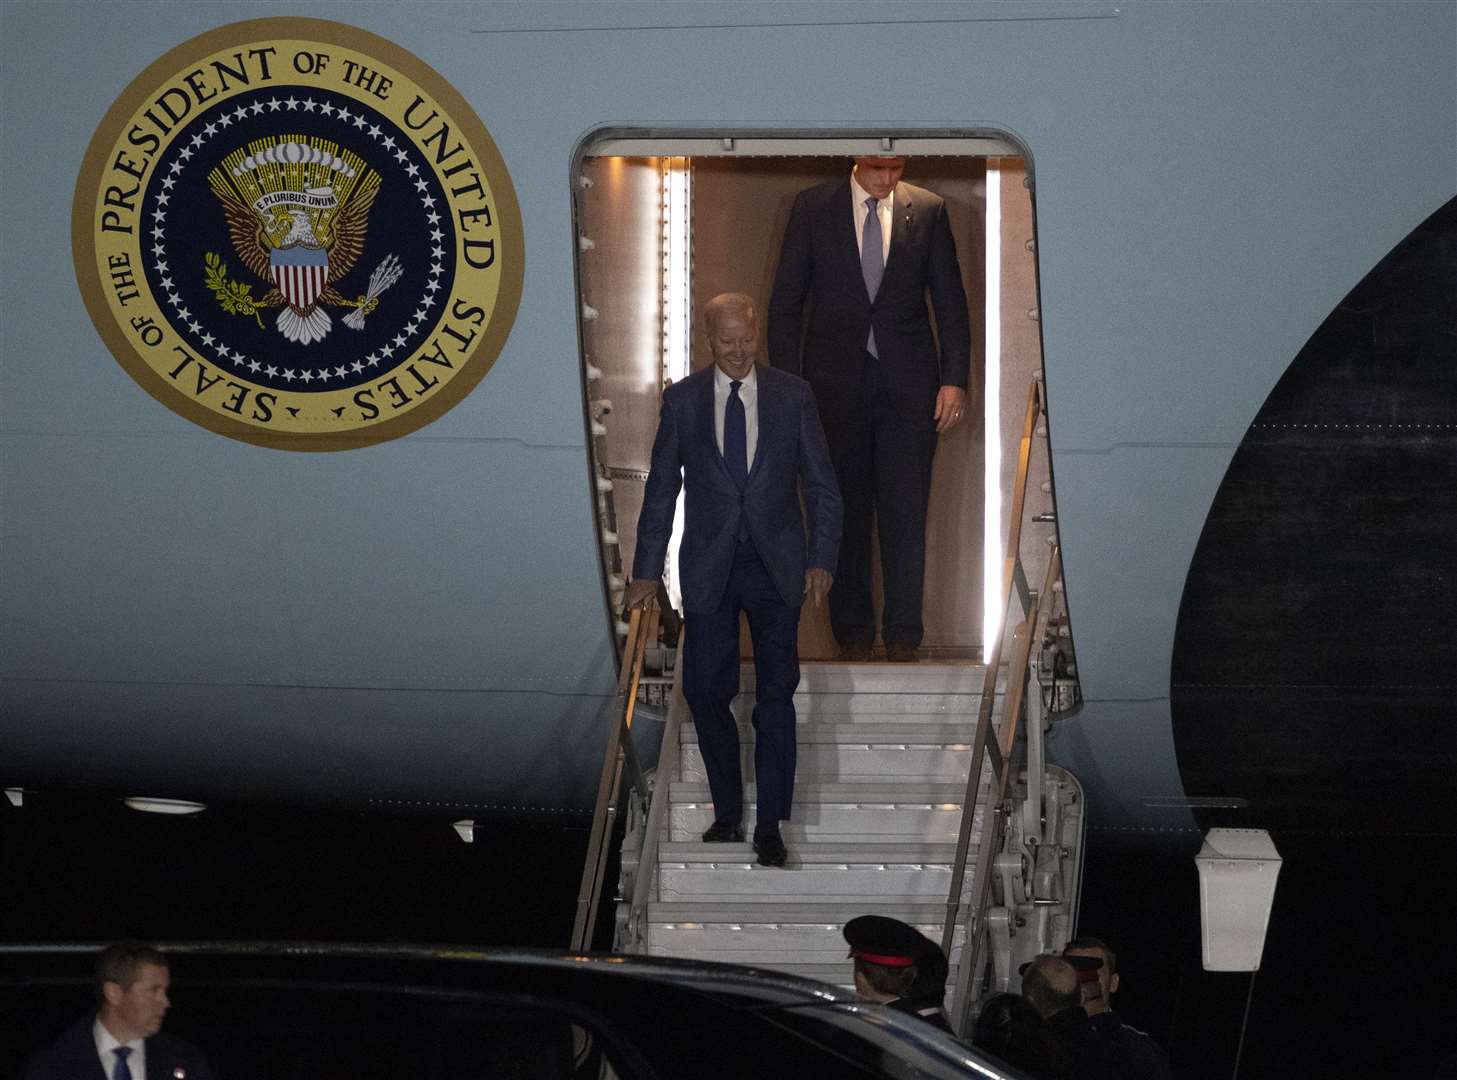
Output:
top-left (940, 374), bottom-right (1053, 1030)
top-left (571, 604), bottom-right (657, 952)
top-left (621, 628), bottom-right (687, 950)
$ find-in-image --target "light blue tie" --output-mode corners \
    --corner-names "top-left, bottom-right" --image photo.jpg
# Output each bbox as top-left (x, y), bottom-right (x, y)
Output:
top-left (861, 196), bottom-right (884, 355)
top-left (113, 1047), bottom-right (133, 1080)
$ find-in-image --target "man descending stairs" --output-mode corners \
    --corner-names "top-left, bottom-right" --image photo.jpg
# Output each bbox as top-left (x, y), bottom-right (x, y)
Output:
top-left (630, 660), bottom-right (998, 997)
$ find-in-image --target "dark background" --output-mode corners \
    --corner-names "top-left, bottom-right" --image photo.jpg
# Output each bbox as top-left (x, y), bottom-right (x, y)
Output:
top-left (1162, 195), bottom-right (1457, 1079)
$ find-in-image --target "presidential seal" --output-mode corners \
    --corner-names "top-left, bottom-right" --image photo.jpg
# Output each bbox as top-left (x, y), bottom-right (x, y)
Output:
top-left (73, 19), bottom-right (523, 450)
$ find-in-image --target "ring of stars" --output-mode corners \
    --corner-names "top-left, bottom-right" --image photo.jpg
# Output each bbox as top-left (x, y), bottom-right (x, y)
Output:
top-left (148, 92), bottom-right (450, 388)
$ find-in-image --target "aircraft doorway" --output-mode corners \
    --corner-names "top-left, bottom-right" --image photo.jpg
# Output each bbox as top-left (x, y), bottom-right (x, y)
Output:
top-left (574, 136), bottom-right (1043, 662)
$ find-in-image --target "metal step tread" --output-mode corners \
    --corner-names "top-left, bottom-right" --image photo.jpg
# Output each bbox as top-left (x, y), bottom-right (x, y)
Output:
top-left (683, 722), bottom-right (977, 744)
top-left (646, 901), bottom-right (959, 923)
top-left (670, 781), bottom-right (977, 803)
top-left (750, 661), bottom-right (1001, 692)
top-left (651, 891), bottom-right (972, 905)
top-left (660, 841), bottom-right (964, 862)
top-left (688, 960), bottom-right (857, 984)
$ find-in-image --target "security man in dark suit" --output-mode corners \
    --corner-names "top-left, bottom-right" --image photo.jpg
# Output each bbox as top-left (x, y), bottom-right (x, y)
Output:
top-left (626, 293), bottom-right (841, 868)
top-left (1064, 938), bottom-right (1171, 1077)
top-left (1023, 953), bottom-right (1170, 1080)
top-left (769, 157), bottom-right (972, 661)
top-left (22, 942), bottom-right (216, 1080)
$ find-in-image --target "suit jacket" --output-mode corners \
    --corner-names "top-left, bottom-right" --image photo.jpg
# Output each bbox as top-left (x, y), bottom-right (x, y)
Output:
top-left (632, 363), bottom-right (841, 613)
top-left (768, 177), bottom-right (971, 426)
top-left (22, 1016), bottom-right (217, 1080)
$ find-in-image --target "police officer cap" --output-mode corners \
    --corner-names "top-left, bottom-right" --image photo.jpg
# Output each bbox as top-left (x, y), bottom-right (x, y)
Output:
top-left (844, 915), bottom-right (925, 968)
top-left (1016, 954), bottom-right (1101, 980)
top-left (1063, 953), bottom-right (1104, 983)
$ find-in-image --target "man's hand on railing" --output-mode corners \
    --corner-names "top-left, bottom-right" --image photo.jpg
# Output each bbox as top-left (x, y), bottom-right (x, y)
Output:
top-left (624, 578), bottom-right (660, 611)
top-left (805, 568), bottom-right (833, 607)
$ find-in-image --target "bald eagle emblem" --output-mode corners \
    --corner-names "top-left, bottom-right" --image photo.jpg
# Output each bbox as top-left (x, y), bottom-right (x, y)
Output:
top-left (206, 138), bottom-right (401, 345)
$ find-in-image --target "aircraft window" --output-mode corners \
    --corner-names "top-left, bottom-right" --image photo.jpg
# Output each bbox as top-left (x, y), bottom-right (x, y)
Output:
top-left (572, 133), bottom-right (1050, 662)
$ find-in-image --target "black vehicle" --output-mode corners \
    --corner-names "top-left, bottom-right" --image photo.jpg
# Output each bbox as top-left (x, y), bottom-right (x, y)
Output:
top-left (2, 943), bottom-right (1029, 1080)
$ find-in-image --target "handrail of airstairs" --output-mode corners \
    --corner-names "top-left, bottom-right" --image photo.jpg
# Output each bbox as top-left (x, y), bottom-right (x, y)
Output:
top-left (620, 626), bottom-right (688, 950)
top-left (940, 374), bottom-right (1068, 1034)
top-left (571, 604), bottom-right (657, 952)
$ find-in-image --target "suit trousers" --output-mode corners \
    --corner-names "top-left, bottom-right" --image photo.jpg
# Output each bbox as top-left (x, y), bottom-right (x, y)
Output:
top-left (825, 353), bottom-right (938, 649)
top-left (683, 537), bottom-right (801, 835)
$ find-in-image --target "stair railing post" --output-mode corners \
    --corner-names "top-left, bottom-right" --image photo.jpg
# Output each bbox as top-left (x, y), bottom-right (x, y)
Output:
top-left (572, 607), bottom-right (652, 952)
top-left (948, 611), bottom-right (1038, 1035)
top-left (942, 378), bottom-right (1043, 953)
top-left (944, 376), bottom-right (1051, 1034)
top-left (622, 627), bottom-right (687, 951)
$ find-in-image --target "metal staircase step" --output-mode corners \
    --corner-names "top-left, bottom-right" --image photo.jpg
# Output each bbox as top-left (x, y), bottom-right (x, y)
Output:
top-left (634, 661), bottom-right (1005, 987)
top-left (646, 937), bottom-right (965, 970)
top-left (666, 781), bottom-right (984, 842)
top-left (642, 899), bottom-right (969, 990)
top-left (737, 695), bottom-right (997, 721)
top-left (669, 781), bottom-right (976, 802)
top-left (752, 661), bottom-right (1001, 693)
top-left (661, 841), bottom-right (964, 861)
top-left (645, 901), bottom-right (959, 924)
top-left (729, 661), bottom-right (1004, 720)
top-left (683, 722), bottom-right (976, 742)
top-left (681, 723), bottom-right (974, 783)
top-left (654, 842), bottom-right (979, 901)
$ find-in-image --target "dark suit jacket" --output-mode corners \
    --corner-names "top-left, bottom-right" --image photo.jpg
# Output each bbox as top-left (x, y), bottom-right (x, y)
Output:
top-left (632, 363), bottom-right (841, 613)
top-left (22, 1016), bottom-right (217, 1080)
top-left (768, 177), bottom-right (971, 426)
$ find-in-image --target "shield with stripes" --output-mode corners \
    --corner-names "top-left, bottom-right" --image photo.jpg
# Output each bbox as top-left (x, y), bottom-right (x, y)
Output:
top-left (271, 244), bottom-right (329, 309)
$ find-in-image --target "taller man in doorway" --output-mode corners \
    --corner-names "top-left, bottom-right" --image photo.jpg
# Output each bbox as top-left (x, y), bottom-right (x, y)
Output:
top-left (626, 293), bottom-right (841, 867)
top-left (769, 157), bottom-right (972, 661)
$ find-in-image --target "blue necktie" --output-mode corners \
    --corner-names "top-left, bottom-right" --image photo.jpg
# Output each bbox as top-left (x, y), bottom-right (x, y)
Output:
top-left (113, 1047), bottom-right (133, 1080)
top-left (725, 379), bottom-right (750, 540)
top-left (725, 380), bottom-right (748, 490)
top-left (861, 196), bottom-right (884, 355)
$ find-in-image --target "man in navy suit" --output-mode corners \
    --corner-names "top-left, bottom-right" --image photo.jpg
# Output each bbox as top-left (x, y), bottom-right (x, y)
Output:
top-left (625, 293), bottom-right (841, 867)
top-left (22, 942), bottom-right (216, 1080)
top-left (769, 157), bottom-right (972, 661)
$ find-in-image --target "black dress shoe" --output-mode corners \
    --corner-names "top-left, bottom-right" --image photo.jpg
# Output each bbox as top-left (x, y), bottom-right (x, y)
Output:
top-left (885, 643), bottom-right (919, 662)
top-left (752, 832), bottom-right (788, 867)
top-left (701, 820), bottom-right (744, 843)
top-left (837, 643), bottom-right (872, 662)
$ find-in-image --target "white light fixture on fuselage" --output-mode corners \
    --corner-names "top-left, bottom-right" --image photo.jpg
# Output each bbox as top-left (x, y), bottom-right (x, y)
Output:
top-left (123, 797), bottom-right (207, 815)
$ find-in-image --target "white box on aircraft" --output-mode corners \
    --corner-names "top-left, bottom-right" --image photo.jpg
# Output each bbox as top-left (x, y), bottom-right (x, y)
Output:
top-left (1196, 828), bottom-right (1283, 972)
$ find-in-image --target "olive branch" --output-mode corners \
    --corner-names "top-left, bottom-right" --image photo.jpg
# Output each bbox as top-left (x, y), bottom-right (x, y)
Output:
top-left (204, 252), bottom-right (266, 329)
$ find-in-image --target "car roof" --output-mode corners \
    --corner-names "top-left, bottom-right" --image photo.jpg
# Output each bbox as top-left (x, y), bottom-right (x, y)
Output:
top-left (0, 940), bottom-right (853, 1005)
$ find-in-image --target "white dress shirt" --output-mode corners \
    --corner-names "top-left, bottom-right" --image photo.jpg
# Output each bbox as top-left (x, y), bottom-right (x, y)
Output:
top-left (712, 363), bottom-right (758, 472)
top-left (94, 1018), bottom-right (146, 1080)
top-left (850, 171), bottom-right (894, 265)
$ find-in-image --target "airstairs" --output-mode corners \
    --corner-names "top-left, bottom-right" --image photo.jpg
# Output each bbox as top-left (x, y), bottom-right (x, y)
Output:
top-left (576, 377), bottom-right (1085, 1032)
top-left (638, 660), bottom-right (994, 990)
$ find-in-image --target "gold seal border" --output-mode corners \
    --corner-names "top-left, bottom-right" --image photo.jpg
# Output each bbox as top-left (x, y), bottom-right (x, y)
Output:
top-left (73, 17), bottom-right (524, 453)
